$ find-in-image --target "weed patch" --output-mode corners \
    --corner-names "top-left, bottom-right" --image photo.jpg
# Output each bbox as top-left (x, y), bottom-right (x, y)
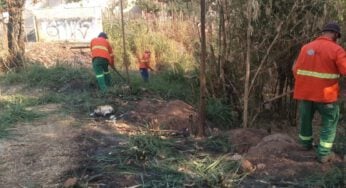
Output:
top-left (86, 134), bottom-right (244, 187)
top-left (207, 98), bottom-right (238, 129)
top-left (0, 102), bottom-right (42, 138)
top-left (1, 64), bottom-right (93, 90)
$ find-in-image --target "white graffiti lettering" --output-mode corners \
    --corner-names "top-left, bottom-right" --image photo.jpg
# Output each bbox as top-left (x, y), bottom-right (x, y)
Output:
top-left (41, 18), bottom-right (94, 41)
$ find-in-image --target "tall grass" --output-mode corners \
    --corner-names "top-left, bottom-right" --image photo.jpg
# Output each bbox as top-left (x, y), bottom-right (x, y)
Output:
top-left (1, 64), bottom-right (93, 89)
top-left (103, 19), bottom-right (197, 73)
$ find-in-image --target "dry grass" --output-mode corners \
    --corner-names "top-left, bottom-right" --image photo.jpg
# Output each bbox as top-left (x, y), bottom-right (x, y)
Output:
top-left (0, 49), bottom-right (10, 72)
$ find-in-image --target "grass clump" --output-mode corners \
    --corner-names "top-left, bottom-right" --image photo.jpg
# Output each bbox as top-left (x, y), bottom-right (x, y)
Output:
top-left (182, 154), bottom-right (244, 187)
top-left (207, 98), bottom-right (238, 129)
top-left (202, 134), bottom-right (231, 153)
top-left (0, 95), bottom-right (42, 138)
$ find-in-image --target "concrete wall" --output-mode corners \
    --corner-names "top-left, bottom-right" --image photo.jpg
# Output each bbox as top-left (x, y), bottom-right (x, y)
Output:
top-left (32, 7), bottom-right (103, 42)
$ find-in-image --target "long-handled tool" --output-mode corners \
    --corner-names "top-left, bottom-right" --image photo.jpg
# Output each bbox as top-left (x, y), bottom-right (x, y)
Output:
top-left (112, 67), bottom-right (126, 82)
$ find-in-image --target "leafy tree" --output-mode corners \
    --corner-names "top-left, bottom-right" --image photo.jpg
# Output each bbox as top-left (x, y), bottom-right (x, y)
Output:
top-left (136, 0), bottom-right (161, 15)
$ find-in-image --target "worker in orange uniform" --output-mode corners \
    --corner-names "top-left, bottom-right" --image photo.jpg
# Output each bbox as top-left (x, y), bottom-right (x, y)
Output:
top-left (90, 32), bottom-right (115, 92)
top-left (138, 50), bottom-right (154, 82)
top-left (293, 22), bottom-right (346, 163)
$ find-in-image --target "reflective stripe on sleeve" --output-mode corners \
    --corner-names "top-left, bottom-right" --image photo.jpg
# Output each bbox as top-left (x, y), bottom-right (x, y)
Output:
top-left (96, 74), bottom-right (104, 78)
top-left (320, 141), bottom-right (333, 148)
top-left (299, 134), bottom-right (312, 141)
top-left (297, 69), bottom-right (339, 79)
top-left (92, 45), bottom-right (109, 52)
top-left (104, 71), bottom-right (110, 75)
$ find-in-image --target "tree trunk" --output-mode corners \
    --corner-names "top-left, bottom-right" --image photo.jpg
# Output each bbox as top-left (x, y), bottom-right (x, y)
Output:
top-left (243, 0), bottom-right (252, 128)
top-left (219, 1), bottom-right (226, 96)
top-left (120, 0), bottom-right (130, 83)
top-left (6, 0), bottom-right (25, 69)
top-left (197, 0), bottom-right (206, 137)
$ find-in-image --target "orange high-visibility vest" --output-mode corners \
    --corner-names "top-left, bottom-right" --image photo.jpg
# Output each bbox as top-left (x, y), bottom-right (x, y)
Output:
top-left (293, 36), bottom-right (346, 103)
top-left (139, 54), bottom-right (150, 69)
top-left (90, 37), bottom-right (114, 66)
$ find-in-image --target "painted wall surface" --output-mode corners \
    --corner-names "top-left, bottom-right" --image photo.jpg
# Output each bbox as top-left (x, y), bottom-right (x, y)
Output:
top-left (33, 7), bottom-right (102, 42)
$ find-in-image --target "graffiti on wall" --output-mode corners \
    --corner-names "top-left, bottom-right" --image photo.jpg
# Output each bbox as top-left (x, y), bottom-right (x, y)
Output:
top-left (33, 7), bottom-right (102, 42)
top-left (41, 18), bottom-right (94, 41)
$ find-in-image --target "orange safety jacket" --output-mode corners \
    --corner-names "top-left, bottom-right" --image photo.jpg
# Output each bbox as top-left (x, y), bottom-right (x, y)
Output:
top-left (139, 55), bottom-right (150, 69)
top-left (293, 36), bottom-right (346, 103)
top-left (90, 37), bottom-right (114, 66)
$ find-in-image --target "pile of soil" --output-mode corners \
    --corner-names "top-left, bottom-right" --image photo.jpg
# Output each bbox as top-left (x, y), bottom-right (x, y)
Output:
top-left (228, 129), bottom-right (344, 185)
top-left (126, 99), bottom-right (197, 131)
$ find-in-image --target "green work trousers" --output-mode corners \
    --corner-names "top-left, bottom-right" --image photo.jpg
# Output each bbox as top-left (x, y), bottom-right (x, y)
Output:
top-left (298, 100), bottom-right (339, 158)
top-left (92, 57), bottom-right (111, 92)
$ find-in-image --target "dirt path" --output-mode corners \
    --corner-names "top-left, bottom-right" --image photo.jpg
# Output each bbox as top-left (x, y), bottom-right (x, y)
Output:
top-left (0, 104), bottom-right (83, 187)
top-left (0, 84), bottom-right (198, 187)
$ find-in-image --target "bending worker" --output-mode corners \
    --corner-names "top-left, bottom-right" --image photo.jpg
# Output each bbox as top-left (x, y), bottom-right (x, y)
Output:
top-left (90, 32), bottom-right (115, 92)
top-left (138, 50), bottom-right (154, 82)
top-left (293, 22), bottom-right (346, 163)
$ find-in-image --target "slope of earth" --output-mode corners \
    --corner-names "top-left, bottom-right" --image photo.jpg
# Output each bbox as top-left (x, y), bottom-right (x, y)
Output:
top-left (228, 129), bottom-right (345, 187)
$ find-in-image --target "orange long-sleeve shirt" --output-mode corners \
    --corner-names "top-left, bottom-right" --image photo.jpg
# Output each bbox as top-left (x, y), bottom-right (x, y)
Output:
top-left (293, 36), bottom-right (346, 102)
top-left (138, 53), bottom-right (151, 69)
top-left (90, 37), bottom-right (114, 66)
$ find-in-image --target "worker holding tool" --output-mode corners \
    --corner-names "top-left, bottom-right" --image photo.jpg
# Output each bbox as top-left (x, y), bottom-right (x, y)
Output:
top-left (90, 32), bottom-right (115, 92)
top-left (293, 22), bottom-right (346, 163)
top-left (138, 50), bottom-right (154, 82)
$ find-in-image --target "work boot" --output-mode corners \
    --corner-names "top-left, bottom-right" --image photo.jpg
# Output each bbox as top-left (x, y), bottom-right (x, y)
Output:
top-left (318, 152), bottom-right (336, 163)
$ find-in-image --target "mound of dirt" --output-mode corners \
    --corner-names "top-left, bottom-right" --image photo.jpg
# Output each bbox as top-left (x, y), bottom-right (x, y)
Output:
top-left (227, 128), bottom-right (269, 153)
top-left (241, 133), bottom-right (344, 182)
top-left (127, 99), bottom-right (197, 131)
top-left (247, 133), bottom-right (299, 159)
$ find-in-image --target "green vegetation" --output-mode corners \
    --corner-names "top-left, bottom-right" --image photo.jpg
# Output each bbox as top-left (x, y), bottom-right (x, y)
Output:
top-left (103, 17), bottom-right (239, 125)
top-left (0, 64), bottom-right (246, 186)
top-left (104, 18), bottom-right (197, 73)
top-left (90, 133), bottom-right (243, 187)
top-left (2, 64), bottom-right (93, 88)
top-left (0, 64), bottom-right (198, 134)
top-left (0, 95), bottom-right (42, 138)
top-left (207, 98), bottom-right (238, 129)
top-left (0, 58), bottom-right (343, 188)
top-left (1, 1), bottom-right (345, 186)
